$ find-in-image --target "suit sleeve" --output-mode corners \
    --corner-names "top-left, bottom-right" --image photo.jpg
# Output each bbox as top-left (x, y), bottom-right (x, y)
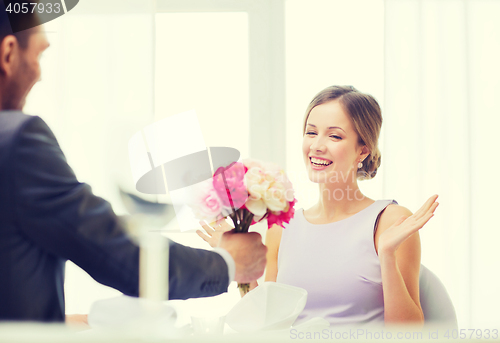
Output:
top-left (12, 116), bottom-right (229, 299)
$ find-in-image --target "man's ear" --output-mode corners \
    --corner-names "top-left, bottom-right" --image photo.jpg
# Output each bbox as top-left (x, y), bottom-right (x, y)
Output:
top-left (0, 36), bottom-right (18, 77)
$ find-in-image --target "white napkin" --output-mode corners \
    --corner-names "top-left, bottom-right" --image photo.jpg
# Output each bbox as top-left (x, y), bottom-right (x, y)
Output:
top-left (88, 295), bottom-right (179, 334)
top-left (294, 317), bottom-right (330, 329)
top-left (225, 282), bottom-right (308, 332)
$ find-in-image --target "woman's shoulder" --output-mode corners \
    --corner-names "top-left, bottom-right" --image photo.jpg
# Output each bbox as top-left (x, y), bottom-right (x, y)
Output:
top-left (376, 201), bottom-right (413, 231)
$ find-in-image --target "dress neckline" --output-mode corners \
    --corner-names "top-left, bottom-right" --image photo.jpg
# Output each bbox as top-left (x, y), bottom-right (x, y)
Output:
top-left (300, 200), bottom-right (381, 226)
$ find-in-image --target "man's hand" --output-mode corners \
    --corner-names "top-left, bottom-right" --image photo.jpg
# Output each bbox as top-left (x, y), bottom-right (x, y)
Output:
top-left (219, 231), bottom-right (267, 283)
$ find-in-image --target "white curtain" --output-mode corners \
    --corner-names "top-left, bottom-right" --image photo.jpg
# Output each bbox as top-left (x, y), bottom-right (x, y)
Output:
top-left (384, 0), bottom-right (500, 328)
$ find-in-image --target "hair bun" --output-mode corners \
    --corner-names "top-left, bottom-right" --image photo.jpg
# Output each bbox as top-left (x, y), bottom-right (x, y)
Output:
top-left (357, 147), bottom-right (381, 180)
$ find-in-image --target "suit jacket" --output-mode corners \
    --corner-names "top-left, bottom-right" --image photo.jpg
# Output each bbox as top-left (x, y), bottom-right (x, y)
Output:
top-left (0, 111), bottom-right (229, 322)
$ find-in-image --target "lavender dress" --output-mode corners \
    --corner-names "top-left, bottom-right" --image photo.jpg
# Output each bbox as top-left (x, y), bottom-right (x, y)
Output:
top-left (276, 199), bottom-right (398, 326)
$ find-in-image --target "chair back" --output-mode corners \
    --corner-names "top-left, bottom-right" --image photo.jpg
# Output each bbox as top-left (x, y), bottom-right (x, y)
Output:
top-left (419, 264), bottom-right (458, 328)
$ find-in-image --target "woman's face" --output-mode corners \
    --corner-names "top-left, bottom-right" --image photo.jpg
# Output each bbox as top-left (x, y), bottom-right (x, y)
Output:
top-left (302, 100), bottom-right (364, 184)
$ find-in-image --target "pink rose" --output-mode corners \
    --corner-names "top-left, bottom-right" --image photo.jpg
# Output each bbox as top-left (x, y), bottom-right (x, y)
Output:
top-left (213, 162), bottom-right (248, 210)
top-left (190, 180), bottom-right (224, 222)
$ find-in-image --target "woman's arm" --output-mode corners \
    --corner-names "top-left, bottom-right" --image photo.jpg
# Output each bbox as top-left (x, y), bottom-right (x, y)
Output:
top-left (264, 224), bottom-right (282, 282)
top-left (375, 196), bottom-right (438, 325)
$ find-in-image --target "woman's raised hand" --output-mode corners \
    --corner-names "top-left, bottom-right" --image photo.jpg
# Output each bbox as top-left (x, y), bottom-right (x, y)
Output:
top-left (378, 194), bottom-right (439, 256)
top-left (196, 217), bottom-right (234, 248)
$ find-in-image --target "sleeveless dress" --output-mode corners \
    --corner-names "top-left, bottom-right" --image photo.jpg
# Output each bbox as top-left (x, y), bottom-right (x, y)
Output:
top-left (276, 199), bottom-right (398, 326)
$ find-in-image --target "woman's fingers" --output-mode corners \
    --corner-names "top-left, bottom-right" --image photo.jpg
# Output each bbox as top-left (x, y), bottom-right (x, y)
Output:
top-left (413, 202), bottom-right (438, 231)
top-left (197, 218), bottom-right (233, 248)
top-left (200, 219), bottom-right (231, 232)
top-left (418, 201), bottom-right (439, 221)
top-left (207, 222), bottom-right (218, 231)
top-left (196, 229), bottom-right (211, 242)
top-left (430, 201), bottom-right (439, 213)
top-left (199, 220), bottom-right (216, 232)
top-left (413, 194), bottom-right (439, 220)
top-left (214, 218), bottom-right (234, 232)
top-left (420, 194), bottom-right (438, 214)
top-left (418, 202), bottom-right (438, 223)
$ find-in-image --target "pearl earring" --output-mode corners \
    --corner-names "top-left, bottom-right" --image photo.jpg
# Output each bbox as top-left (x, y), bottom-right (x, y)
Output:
top-left (357, 159), bottom-right (363, 169)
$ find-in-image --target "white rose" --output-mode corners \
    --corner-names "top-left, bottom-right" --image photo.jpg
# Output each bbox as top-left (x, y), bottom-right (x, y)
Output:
top-left (263, 182), bottom-right (287, 212)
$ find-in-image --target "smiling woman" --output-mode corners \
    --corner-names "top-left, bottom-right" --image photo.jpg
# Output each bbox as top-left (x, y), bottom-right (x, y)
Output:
top-left (302, 86), bottom-right (382, 182)
top-left (269, 85), bottom-right (437, 326)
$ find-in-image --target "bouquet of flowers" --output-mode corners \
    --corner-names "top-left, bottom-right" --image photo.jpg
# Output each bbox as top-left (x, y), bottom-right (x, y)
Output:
top-left (189, 158), bottom-right (297, 293)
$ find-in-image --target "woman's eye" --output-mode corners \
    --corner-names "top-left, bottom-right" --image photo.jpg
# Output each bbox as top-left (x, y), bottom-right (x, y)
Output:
top-left (305, 132), bottom-right (341, 139)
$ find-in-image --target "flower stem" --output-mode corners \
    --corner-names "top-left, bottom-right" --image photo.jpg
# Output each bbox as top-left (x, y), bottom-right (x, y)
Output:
top-left (238, 282), bottom-right (250, 295)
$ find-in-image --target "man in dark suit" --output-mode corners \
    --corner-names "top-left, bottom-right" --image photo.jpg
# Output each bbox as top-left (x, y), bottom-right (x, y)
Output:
top-left (0, 5), bottom-right (267, 322)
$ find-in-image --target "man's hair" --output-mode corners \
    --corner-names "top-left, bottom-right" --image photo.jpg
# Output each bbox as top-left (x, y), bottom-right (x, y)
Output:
top-left (0, 0), bottom-right (41, 49)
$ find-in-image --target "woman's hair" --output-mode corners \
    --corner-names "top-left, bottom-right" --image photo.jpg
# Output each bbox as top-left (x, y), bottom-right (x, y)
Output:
top-left (303, 85), bottom-right (383, 180)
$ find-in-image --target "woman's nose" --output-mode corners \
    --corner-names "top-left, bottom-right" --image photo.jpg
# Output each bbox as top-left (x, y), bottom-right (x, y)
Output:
top-left (310, 137), bottom-right (326, 152)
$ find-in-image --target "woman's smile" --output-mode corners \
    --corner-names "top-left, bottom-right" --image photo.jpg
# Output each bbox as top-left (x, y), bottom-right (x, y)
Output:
top-left (309, 156), bottom-right (333, 170)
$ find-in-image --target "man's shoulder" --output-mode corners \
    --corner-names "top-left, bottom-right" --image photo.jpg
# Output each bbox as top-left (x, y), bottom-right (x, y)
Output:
top-left (0, 111), bottom-right (42, 139)
top-left (0, 112), bottom-right (52, 166)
